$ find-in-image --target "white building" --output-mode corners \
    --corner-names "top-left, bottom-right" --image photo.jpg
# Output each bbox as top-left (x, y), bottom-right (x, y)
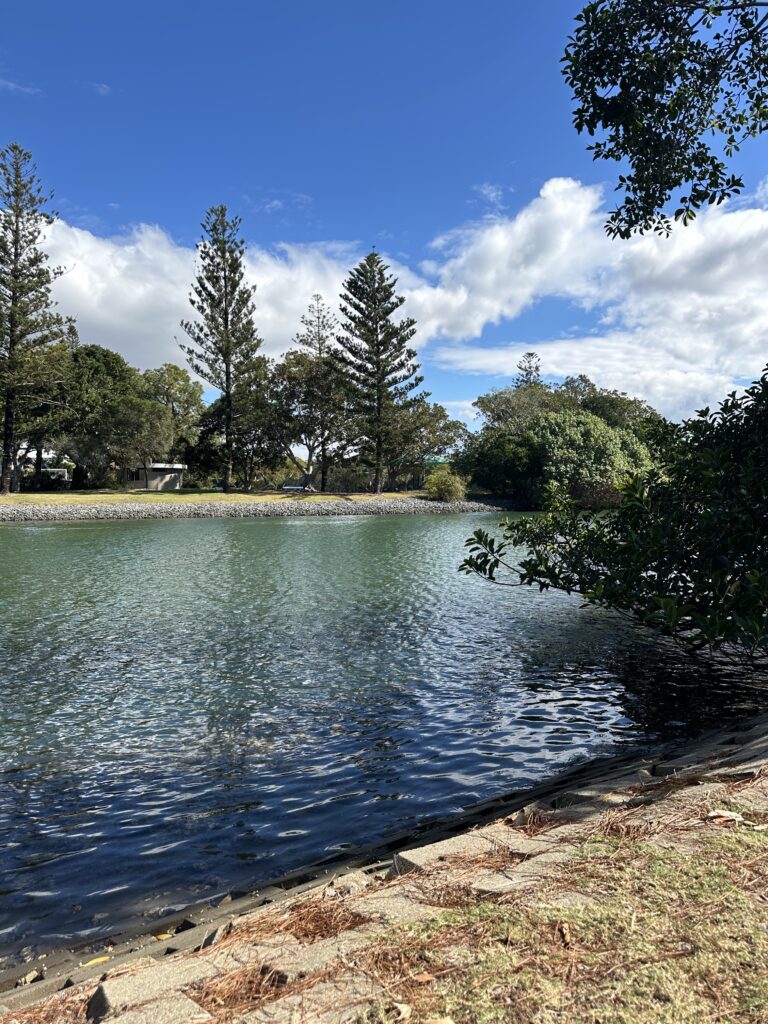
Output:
top-left (122, 463), bottom-right (188, 491)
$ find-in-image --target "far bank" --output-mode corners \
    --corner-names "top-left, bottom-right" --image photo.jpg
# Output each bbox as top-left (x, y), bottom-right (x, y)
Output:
top-left (0, 493), bottom-right (508, 524)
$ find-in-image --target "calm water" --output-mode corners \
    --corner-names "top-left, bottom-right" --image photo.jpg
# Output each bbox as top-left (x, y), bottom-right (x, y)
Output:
top-left (0, 512), bottom-right (765, 962)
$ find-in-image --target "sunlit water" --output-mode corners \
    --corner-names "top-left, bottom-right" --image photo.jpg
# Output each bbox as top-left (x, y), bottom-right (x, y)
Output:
top-left (1, 512), bottom-right (765, 962)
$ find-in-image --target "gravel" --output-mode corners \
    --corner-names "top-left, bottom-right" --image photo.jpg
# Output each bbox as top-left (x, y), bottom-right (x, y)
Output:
top-left (0, 497), bottom-right (506, 524)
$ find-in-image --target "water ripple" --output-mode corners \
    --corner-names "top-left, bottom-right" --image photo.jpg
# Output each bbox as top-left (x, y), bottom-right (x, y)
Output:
top-left (0, 512), bottom-right (766, 962)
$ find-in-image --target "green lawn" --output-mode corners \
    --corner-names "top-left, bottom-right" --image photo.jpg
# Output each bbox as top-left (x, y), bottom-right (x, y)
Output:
top-left (0, 489), bottom-right (425, 507)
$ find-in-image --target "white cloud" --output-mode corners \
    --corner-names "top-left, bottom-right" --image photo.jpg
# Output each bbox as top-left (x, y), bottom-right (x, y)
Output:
top-left (245, 190), bottom-right (314, 217)
top-left (471, 182), bottom-right (507, 212)
top-left (425, 182), bottom-right (768, 417)
top-left (409, 178), bottom-right (609, 343)
top-left (0, 77), bottom-right (42, 96)
top-left (442, 399), bottom-right (480, 425)
top-left (46, 222), bottom-right (356, 371)
top-left (42, 177), bottom-right (768, 419)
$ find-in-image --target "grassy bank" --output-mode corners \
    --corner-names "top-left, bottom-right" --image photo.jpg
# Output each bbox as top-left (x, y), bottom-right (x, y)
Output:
top-left (0, 489), bottom-right (423, 507)
top-left (362, 824), bottom-right (768, 1023)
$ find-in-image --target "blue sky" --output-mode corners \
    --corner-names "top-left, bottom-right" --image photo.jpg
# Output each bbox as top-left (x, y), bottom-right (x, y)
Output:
top-left (4, 1), bottom-right (768, 420)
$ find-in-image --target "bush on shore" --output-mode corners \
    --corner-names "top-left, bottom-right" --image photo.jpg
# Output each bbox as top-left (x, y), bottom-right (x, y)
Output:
top-left (424, 467), bottom-right (467, 502)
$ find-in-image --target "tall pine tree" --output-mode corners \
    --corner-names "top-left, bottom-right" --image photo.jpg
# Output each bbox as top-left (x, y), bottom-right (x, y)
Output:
top-left (0, 143), bottom-right (72, 494)
top-left (180, 205), bottom-right (263, 492)
top-left (336, 252), bottom-right (423, 492)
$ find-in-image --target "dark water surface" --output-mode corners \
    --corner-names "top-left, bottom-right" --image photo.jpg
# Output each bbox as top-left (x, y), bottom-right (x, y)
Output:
top-left (0, 512), bottom-right (765, 962)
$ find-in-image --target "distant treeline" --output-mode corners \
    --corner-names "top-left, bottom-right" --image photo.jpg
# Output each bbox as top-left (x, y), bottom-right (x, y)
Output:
top-left (0, 142), bottom-right (665, 502)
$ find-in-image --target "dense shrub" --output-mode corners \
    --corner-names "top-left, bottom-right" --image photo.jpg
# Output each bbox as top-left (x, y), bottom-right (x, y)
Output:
top-left (424, 467), bottom-right (467, 502)
top-left (525, 409), bottom-right (653, 508)
top-left (463, 370), bottom-right (768, 662)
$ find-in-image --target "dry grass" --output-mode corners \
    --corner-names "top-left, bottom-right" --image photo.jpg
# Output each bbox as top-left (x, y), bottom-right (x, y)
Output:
top-left (212, 887), bottom-right (372, 951)
top-left (355, 822), bottom-right (768, 1023)
top-left (0, 490), bottom-right (424, 507)
top-left (281, 897), bottom-right (370, 943)
top-left (504, 808), bottom-right (558, 836)
top-left (195, 961), bottom-right (293, 1018)
top-left (192, 895), bottom-right (371, 1019)
top-left (0, 987), bottom-right (90, 1024)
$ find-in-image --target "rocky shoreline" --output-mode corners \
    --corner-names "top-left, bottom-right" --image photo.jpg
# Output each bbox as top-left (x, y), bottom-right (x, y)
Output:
top-left (0, 497), bottom-right (505, 524)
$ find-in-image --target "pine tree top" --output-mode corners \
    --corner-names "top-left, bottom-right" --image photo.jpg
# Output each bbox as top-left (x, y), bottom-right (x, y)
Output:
top-left (179, 204), bottom-right (263, 391)
top-left (335, 251), bottom-right (424, 403)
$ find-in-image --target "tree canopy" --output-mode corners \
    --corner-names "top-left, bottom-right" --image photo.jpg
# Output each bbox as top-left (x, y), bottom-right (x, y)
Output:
top-left (463, 369), bottom-right (768, 663)
top-left (180, 205), bottom-right (264, 491)
top-left (455, 353), bottom-right (662, 505)
top-left (564, 1), bottom-right (768, 237)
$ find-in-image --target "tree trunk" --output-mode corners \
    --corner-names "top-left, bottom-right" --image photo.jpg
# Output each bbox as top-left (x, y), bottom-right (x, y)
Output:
top-left (0, 390), bottom-right (15, 495)
top-left (374, 376), bottom-right (383, 494)
top-left (34, 445), bottom-right (44, 489)
top-left (301, 447), bottom-right (316, 489)
top-left (223, 387), bottom-right (233, 493)
top-left (374, 433), bottom-right (383, 494)
top-left (320, 439), bottom-right (328, 492)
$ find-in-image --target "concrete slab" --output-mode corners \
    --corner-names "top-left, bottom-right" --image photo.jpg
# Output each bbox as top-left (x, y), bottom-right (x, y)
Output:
top-left (554, 786), bottom-right (630, 809)
top-left (273, 928), bottom-right (376, 981)
top-left (352, 888), bottom-right (435, 925)
top-left (332, 870), bottom-right (371, 895)
top-left (470, 869), bottom-right (534, 896)
top-left (392, 826), bottom-right (552, 876)
top-left (110, 993), bottom-right (211, 1023)
top-left (469, 848), bottom-right (575, 896)
top-left (86, 957), bottom-right (217, 1020)
top-left (240, 974), bottom-right (384, 1023)
top-left (204, 934), bottom-right (302, 975)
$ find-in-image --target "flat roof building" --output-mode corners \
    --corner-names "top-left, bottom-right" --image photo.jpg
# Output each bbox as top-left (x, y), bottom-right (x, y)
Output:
top-left (122, 463), bottom-right (188, 492)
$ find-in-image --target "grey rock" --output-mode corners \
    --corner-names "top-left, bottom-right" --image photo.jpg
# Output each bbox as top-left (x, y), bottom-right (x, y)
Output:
top-left (0, 498), bottom-right (503, 525)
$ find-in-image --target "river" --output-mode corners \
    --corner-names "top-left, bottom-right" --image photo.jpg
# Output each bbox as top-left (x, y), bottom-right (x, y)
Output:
top-left (0, 512), bottom-right (764, 962)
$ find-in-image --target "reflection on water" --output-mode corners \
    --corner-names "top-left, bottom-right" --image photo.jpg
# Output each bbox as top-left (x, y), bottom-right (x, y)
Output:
top-left (0, 513), bottom-right (765, 961)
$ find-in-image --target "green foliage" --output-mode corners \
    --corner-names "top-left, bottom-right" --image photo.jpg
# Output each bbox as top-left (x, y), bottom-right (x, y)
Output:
top-left (456, 353), bottom-right (662, 503)
top-left (58, 345), bottom-right (179, 488)
top-left (463, 369), bottom-right (768, 661)
top-left (271, 294), bottom-right (355, 489)
top-left (110, 396), bottom-right (174, 477)
top-left (384, 400), bottom-right (467, 490)
top-left (424, 467), bottom-right (467, 502)
top-left (191, 361), bottom-right (285, 491)
top-left (525, 408), bottom-right (652, 508)
top-left (180, 205), bottom-right (264, 490)
top-left (454, 427), bottom-right (535, 497)
top-left (564, 1), bottom-right (768, 237)
top-left (142, 363), bottom-right (204, 457)
top-left (0, 143), bottom-right (74, 492)
top-left (335, 252), bottom-right (424, 493)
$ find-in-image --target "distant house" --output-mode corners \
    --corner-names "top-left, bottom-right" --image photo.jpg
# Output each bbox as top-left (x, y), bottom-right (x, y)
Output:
top-left (41, 467), bottom-right (70, 482)
top-left (122, 463), bottom-right (188, 491)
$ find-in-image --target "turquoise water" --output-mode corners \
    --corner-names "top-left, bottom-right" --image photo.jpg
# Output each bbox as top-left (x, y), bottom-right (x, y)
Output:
top-left (0, 512), bottom-right (764, 961)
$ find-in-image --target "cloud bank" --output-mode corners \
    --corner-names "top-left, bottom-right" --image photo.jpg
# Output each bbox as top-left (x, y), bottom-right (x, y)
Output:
top-left (45, 177), bottom-right (768, 419)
